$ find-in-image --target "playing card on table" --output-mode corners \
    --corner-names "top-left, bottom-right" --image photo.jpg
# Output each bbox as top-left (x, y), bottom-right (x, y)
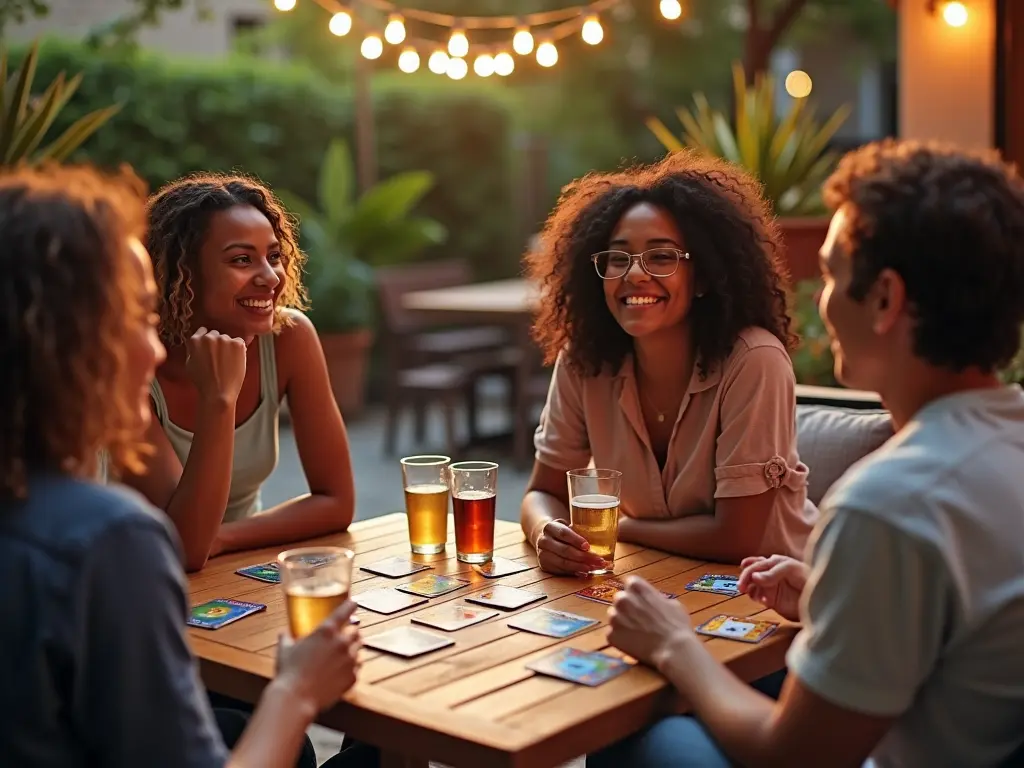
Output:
top-left (363, 626), bottom-right (455, 657)
top-left (411, 603), bottom-right (498, 631)
top-left (695, 614), bottom-right (779, 644)
top-left (397, 574), bottom-right (469, 598)
top-left (473, 556), bottom-right (533, 578)
top-left (353, 588), bottom-right (428, 614)
top-left (236, 562), bottom-right (281, 584)
top-left (685, 573), bottom-right (741, 596)
top-left (508, 607), bottom-right (599, 638)
top-left (527, 648), bottom-right (631, 687)
top-left (187, 599), bottom-right (266, 630)
top-left (576, 578), bottom-right (678, 606)
top-left (359, 556), bottom-right (432, 578)
top-left (465, 585), bottom-right (546, 610)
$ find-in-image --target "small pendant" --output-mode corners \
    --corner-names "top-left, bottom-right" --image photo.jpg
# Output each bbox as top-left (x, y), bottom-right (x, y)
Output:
top-left (657, 413), bottom-right (665, 423)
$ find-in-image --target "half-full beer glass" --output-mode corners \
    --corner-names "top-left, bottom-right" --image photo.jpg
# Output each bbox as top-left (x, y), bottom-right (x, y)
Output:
top-left (278, 547), bottom-right (354, 640)
top-left (567, 468), bottom-right (621, 575)
top-left (448, 461), bottom-right (498, 564)
top-left (400, 455), bottom-right (451, 554)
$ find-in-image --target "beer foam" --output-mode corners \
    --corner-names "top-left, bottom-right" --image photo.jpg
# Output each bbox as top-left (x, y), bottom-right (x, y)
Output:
top-left (285, 581), bottom-right (348, 598)
top-left (571, 493), bottom-right (619, 509)
top-left (454, 490), bottom-right (495, 501)
top-left (405, 483), bottom-right (448, 495)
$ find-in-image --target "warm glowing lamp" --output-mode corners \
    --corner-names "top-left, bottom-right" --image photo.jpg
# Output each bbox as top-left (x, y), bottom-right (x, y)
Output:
top-left (659, 0), bottom-right (683, 21)
top-left (513, 27), bottom-right (534, 55)
top-left (428, 50), bottom-right (449, 74)
top-left (446, 56), bottom-right (468, 80)
top-left (536, 41), bottom-right (558, 68)
top-left (473, 54), bottom-right (495, 77)
top-left (360, 34), bottom-right (383, 60)
top-left (581, 15), bottom-right (604, 45)
top-left (785, 70), bottom-right (813, 98)
top-left (493, 52), bottom-right (515, 76)
top-left (448, 28), bottom-right (469, 58)
top-left (398, 48), bottom-right (420, 73)
top-left (941, 1), bottom-right (968, 27)
top-left (384, 14), bottom-right (406, 44)
top-left (328, 11), bottom-right (352, 36)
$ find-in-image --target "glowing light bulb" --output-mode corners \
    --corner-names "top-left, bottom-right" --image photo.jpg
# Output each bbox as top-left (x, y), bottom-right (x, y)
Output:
top-left (428, 49), bottom-right (449, 74)
top-left (581, 15), bottom-right (604, 45)
top-left (360, 34), bottom-right (383, 60)
top-left (493, 52), bottom-right (515, 76)
top-left (446, 56), bottom-right (468, 80)
top-left (448, 29), bottom-right (469, 58)
top-left (398, 48), bottom-right (420, 73)
top-left (536, 41), bottom-right (558, 68)
top-left (328, 11), bottom-right (351, 36)
top-left (473, 54), bottom-right (495, 77)
top-left (384, 14), bottom-right (406, 44)
top-left (513, 27), bottom-right (534, 55)
top-left (274, 0), bottom-right (296, 10)
top-left (942, 1), bottom-right (968, 27)
top-left (659, 0), bottom-right (683, 20)
top-left (785, 70), bottom-right (813, 98)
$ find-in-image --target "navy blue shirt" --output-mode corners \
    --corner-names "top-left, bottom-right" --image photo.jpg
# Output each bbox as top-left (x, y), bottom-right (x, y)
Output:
top-left (0, 474), bottom-right (228, 767)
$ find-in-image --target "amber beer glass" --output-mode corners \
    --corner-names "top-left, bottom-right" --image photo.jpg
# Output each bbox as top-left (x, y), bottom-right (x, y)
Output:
top-left (400, 455), bottom-right (451, 554)
top-left (567, 468), bottom-right (622, 575)
top-left (448, 461), bottom-right (498, 564)
top-left (278, 547), bottom-right (354, 639)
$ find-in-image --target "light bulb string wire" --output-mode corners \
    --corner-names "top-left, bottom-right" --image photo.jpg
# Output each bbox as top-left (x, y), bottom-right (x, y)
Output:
top-left (316, 0), bottom-right (620, 29)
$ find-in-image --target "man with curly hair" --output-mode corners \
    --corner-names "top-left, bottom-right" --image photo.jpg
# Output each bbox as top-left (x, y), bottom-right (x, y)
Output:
top-left (596, 140), bottom-right (1024, 767)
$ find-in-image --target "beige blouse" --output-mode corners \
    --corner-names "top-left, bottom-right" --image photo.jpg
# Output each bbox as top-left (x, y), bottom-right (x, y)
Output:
top-left (534, 327), bottom-right (817, 558)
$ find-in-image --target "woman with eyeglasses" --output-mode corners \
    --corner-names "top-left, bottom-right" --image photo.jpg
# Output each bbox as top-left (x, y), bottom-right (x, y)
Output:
top-left (521, 151), bottom-right (817, 573)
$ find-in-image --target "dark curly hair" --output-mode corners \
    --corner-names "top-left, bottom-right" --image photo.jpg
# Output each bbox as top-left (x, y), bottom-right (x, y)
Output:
top-left (527, 149), bottom-right (793, 378)
top-left (0, 165), bottom-right (149, 497)
top-left (823, 139), bottom-right (1024, 372)
top-left (145, 172), bottom-right (308, 346)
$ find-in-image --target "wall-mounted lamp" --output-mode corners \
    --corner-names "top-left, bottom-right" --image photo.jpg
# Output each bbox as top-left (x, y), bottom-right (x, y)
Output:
top-left (927, 0), bottom-right (969, 28)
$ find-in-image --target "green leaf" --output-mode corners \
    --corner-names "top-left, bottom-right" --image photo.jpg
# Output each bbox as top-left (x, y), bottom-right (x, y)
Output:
top-left (352, 170), bottom-right (435, 227)
top-left (318, 138), bottom-right (354, 227)
top-left (645, 116), bottom-right (683, 153)
top-left (0, 40), bottom-right (39, 160)
top-left (36, 104), bottom-right (121, 162)
top-left (5, 71), bottom-right (66, 162)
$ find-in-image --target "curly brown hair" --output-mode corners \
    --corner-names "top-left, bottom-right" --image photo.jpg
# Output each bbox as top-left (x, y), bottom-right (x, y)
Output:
top-left (145, 172), bottom-right (308, 346)
top-left (0, 165), bottom-right (150, 497)
top-left (527, 149), bottom-right (793, 378)
top-left (823, 139), bottom-right (1024, 372)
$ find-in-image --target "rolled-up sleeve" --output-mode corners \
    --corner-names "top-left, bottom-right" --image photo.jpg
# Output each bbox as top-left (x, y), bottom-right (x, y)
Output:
top-left (534, 352), bottom-right (592, 471)
top-left (714, 344), bottom-right (805, 498)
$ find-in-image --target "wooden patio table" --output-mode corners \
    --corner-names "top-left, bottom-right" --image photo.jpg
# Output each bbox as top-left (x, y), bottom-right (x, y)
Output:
top-left (188, 513), bottom-right (797, 768)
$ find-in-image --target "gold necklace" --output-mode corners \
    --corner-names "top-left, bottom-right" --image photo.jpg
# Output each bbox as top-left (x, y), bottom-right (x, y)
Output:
top-left (638, 383), bottom-right (673, 423)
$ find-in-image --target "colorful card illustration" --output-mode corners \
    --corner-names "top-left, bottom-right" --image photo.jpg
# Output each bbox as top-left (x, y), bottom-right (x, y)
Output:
top-left (362, 626), bottom-right (455, 658)
top-left (465, 585), bottom-right (546, 610)
top-left (397, 574), bottom-right (470, 598)
top-left (473, 557), bottom-right (533, 578)
top-left (508, 608), bottom-right (599, 638)
top-left (685, 573), bottom-right (740, 597)
top-left (576, 578), bottom-right (677, 606)
top-left (527, 648), bottom-right (631, 687)
top-left (411, 603), bottom-right (498, 632)
top-left (695, 614), bottom-right (779, 644)
top-left (236, 562), bottom-right (281, 584)
top-left (187, 599), bottom-right (266, 630)
top-left (359, 557), bottom-right (432, 579)
top-left (353, 587), bottom-right (428, 615)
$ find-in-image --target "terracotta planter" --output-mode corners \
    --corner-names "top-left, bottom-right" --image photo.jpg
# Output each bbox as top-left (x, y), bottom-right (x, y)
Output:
top-left (778, 217), bottom-right (830, 284)
top-left (319, 329), bottom-right (374, 418)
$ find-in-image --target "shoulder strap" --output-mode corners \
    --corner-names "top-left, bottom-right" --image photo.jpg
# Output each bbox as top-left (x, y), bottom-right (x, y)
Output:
top-left (149, 379), bottom-right (169, 423)
top-left (258, 333), bottom-right (279, 403)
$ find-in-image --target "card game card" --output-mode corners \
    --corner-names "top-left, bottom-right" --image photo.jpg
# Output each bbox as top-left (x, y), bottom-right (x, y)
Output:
top-left (362, 626), bottom-right (455, 658)
top-left (411, 603), bottom-right (498, 632)
top-left (527, 648), bottom-right (631, 687)
top-left (465, 585), bottom-right (546, 610)
top-left (359, 557), bottom-right (432, 579)
top-left (353, 588), bottom-right (428, 614)
top-left (695, 614), bottom-right (779, 644)
top-left (576, 578), bottom-right (678, 606)
top-left (187, 599), bottom-right (266, 630)
top-left (236, 562), bottom-right (281, 584)
top-left (508, 608), bottom-right (599, 638)
top-left (685, 573), bottom-right (740, 596)
top-left (397, 574), bottom-right (469, 598)
top-left (473, 556), bottom-right (533, 578)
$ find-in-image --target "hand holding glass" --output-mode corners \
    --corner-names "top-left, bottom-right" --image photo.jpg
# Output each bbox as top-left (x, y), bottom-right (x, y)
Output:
top-left (278, 547), bottom-right (355, 640)
top-left (567, 468), bottom-right (621, 575)
top-left (400, 455), bottom-right (451, 554)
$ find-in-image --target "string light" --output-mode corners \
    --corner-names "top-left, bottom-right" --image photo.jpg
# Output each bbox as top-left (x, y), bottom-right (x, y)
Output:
top-left (448, 27), bottom-right (469, 58)
top-left (659, 0), bottom-right (682, 20)
top-left (581, 15), bottom-right (604, 45)
top-left (493, 52), bottom-right (515, 76)
top-left (446, 56), bottom-right (468, 80)
top-left (473, 54), bottom-right (495, 77)
top-left (512, 26), bottom-right (535, 55)
top-left (384, 14), bottom-right (406, 43)
top-left (398, 47), bottom-right (420, 72)
top-left (941, 1), bottom-right (968, 27)
top-left (428, 49), bottom-right (449, 74)
top-left (360, 34), bottom-right (383, 59)
top-left (536, 41), bottom-right (558, 67)
top-left (328, 10), bottom-right (352, 36)
top-left (785, 70), bottom-right (812, 98)
top-left (273, 0), bottom-right (296, 10)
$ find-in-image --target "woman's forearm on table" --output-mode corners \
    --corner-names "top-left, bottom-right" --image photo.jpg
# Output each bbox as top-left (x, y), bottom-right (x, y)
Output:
top-left (521, 489), bottom-right (570, 548)
top-left (618, 514), bottom-right (750, 563)
top-left (217, 493), bottom-right (353, 554)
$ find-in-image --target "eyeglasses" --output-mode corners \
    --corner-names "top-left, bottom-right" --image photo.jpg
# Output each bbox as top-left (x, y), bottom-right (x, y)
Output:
top-left (591, 248), bottom-right (690, 280)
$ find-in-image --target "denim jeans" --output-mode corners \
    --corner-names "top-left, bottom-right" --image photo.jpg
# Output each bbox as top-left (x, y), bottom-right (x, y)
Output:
top-left (587, 669), bottom-right (788, 768)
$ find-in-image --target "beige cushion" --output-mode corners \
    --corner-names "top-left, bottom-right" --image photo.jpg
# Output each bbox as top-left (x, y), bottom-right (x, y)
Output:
top-left (797, 405), bottom-right (894, 506)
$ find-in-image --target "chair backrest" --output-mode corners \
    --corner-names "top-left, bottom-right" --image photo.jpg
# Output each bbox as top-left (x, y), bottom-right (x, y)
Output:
top-left (796, 404), bottom-right (894, 506)
top-left (376, 259), bottom-right (474, 337)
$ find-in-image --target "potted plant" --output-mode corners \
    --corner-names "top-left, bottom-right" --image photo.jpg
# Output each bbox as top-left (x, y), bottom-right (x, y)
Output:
top-left (647, 62), bottom-right (850, 282)
top-left (280, 138), bottom-right (447, 416)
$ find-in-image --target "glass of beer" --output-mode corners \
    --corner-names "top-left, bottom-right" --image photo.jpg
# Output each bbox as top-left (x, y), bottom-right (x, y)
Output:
top-left (448, 461), bottom-right (498, 564)
top-left (278, 547), bottom-right (354, 640)
top-left (567, 468), bottom-right (621, 575)
top-left (400, 455), bottom-right (451, 554)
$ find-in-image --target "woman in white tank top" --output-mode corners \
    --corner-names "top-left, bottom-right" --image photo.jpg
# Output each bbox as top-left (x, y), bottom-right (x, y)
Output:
top-left (119, 173), bottom-right (356, 572)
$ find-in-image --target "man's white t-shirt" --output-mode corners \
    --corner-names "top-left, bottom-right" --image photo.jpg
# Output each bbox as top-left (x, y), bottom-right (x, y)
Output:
top-left (787, 386), bottom-right (1024, 768)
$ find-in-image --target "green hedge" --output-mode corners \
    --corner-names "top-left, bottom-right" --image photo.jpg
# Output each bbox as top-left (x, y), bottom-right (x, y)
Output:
top-left (25, 39), bottom-right (516, 277)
